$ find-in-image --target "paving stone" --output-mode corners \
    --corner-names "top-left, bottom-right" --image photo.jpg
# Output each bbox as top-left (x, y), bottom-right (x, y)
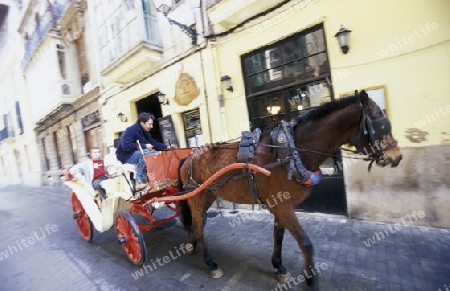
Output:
top-left (1, 185), bottom-right (449, 291)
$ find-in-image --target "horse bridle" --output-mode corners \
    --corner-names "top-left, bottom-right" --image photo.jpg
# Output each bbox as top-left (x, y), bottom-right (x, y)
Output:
top-left (267, 97), bottom-right (399, 177)
top-left (346, 102), bottom-right (398, 170)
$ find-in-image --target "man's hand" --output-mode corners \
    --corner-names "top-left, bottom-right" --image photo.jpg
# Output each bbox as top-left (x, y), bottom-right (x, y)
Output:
top-left (145, 143), bottom-right (154, 150)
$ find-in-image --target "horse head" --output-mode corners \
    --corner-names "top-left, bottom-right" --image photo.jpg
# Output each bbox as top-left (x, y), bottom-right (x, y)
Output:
top-left (352, 90), bottom-right (403, 168)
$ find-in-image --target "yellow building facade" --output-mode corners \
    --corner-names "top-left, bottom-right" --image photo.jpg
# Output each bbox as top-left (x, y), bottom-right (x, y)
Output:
top-left (103, 0), bottom-right (449, 227)
top-left (206, 0), bottom-right (450, 227)
top-left (3, 0), bottom-right (447, 227)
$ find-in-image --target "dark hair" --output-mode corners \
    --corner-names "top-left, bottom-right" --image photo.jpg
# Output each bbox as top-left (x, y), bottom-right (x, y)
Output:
top-left (137, 112), bottom-right (155, 123)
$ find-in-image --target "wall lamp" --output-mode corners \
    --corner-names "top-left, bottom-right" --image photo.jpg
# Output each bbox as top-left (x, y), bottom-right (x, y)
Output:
top-left (335, 26), bottom-right (352, 54)
top-left (157, 92), bottom-right (169, 105)
top-left (117, 112), bottom-right (127, 122)
top-left (220, 75), bottom-right (233, 92)
top-left (156, 3), bottom-right (197, 45)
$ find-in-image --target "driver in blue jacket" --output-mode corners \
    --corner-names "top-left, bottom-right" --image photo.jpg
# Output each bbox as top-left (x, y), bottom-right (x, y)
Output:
top-left (116, 112), bottom-right (172, 190)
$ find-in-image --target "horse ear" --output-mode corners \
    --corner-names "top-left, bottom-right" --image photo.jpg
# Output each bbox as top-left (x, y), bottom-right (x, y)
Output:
top-left (359, 90), bottom-right (369, 105)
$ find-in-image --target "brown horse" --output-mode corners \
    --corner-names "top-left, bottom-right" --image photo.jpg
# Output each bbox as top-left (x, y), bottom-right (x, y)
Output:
top-left (178, 90), bottom-right (402, 288)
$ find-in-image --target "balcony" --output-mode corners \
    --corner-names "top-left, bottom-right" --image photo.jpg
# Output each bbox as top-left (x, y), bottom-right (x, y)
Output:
top-left (101, 41), bottom-right (163, 84)
top-left (208, 0), bottom-right (286, 34)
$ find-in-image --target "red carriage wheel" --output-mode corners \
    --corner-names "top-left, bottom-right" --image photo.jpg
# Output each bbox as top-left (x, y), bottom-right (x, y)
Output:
top-left (115, 211), bottom-right (147, 266)
top-left (71, 192), bottom-right (94, 242)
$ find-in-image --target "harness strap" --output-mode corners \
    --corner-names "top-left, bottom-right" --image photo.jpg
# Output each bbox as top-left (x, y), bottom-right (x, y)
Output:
top-left (270, 120), bottom-right (322, 185)
top-left (245, 169), bottom-right (261, 210)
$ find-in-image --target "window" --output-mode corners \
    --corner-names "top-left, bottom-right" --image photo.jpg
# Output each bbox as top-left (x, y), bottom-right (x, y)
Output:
top-left (3, 113), bottom-right (14, 138)
top-left (242, 25), bottom-right (329, 96)
top-left (62, 84), bottom-right (70, 95)
top-left (243, 25), bottom-right (331, 130)
top-left (183, 109), bottom-right (203, 147)
top-left (96, 0), bottom-right (146, 69)
top-left (248, 82), bottom-right (332, 130)
top-left (142, 0), bottom-right (157, 41)
top-left (57, 44), bottom-right (66, 79)
top-left (75, 34), bottom-right (90, 92)
top-left (0, 5), bottom-right (8, 55)
top-left (15, 101), bottom-right (24, 135)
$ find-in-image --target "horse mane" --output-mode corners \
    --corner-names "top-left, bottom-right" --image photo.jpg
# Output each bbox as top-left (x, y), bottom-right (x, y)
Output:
top-left (297, 94), bottom-right (360, 124)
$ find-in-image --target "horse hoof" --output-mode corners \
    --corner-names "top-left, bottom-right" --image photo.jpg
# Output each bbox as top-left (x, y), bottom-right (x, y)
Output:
top-left (185, 243), bottom-right (195, 255)
top-left (210, 268), bottom-right (224, 278)
top-left (277, 272), bottom-right (291, 282)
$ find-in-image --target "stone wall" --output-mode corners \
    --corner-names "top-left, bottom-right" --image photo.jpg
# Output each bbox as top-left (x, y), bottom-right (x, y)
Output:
top-left (344, 145), bottom-right (450, 228)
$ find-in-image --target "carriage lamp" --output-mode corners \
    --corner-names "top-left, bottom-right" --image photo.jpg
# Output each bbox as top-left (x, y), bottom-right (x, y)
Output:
top-left (117, 112), bottom-right (127, 122)
top-left (157, 91), bottom-right (169, 105)
top-left (335, 26), bottom-right (352, 54)
top-left (220, 75), bottom-right (233, 92)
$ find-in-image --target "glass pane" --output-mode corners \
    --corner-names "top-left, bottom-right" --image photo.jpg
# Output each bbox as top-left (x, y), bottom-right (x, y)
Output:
top-left (308, 83), bottom-right (331, 107)
top-left (284, 59), bottom-right (306, 79)
top-left (248, 71), bottom-right (268, 94)
top-left (304, 29), bottom-right (325, 55)
top-left (282, 37), bottom-right (301, 63)
top-left (288, 87), bottom-right (311, 113)
top-left (57, 49), bottom-right (66, 79)
top-left (243, 26), bottom-right (328, 96)
top-left (244, 51), bottom-right (266, 76)
top-left (306, 52), bottom-right (328, 77)
top-left (265, 94), bottom-right (284, 116)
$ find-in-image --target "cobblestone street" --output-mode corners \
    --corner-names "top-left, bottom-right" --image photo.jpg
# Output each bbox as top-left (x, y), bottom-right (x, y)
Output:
top-left (1, 185), bottom-right (449, 290)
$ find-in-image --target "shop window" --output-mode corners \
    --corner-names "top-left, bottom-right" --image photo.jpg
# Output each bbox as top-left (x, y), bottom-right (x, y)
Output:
top-left (248, 82), bottom-right (331, 130)
top-left (183, 109), bottom-right (204, 147)
top-left (243, 24), bottom-right (332, 130)
top-left (242, 24), bottom-right (329, 96)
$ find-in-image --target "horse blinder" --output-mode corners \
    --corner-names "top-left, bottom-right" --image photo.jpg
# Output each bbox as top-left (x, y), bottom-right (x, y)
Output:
top-left (371, 116), bottom-right (391, 138)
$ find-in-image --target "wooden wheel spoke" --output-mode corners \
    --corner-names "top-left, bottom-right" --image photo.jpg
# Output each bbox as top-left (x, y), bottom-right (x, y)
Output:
top-left (115, 211), bottom-right (146, 265)
top-left (70, 192), bottom-right (93, 242)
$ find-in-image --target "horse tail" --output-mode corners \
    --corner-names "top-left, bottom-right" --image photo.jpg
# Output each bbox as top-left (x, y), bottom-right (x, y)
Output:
top-left (178, 157), bottom-right (192, 233)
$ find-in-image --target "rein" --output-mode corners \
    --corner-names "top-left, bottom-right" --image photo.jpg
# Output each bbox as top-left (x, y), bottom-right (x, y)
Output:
top-left (265, 100), bottom-right (397, 173)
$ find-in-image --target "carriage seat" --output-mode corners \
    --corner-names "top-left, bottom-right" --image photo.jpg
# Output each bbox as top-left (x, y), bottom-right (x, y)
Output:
top-left (122, 163), bottom-right (137, 174)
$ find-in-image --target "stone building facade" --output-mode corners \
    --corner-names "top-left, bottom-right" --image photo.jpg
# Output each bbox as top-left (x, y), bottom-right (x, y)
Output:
top-left (0, 0), bottom-right (449, 228)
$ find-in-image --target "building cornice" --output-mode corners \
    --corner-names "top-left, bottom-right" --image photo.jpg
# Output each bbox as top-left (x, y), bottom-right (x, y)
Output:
top-left (35, 86), bottom-right (100, 133)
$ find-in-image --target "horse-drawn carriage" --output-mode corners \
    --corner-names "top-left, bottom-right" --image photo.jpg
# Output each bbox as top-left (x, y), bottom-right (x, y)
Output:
top-left (66, 91), bottom-right (402, 289)
top-left (65, 148), bottom-right (270, 265)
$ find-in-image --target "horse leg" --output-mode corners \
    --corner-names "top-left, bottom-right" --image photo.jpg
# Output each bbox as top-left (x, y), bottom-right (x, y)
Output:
top-left (189, 195), bottom-right (223, 278)
top-left (281, 211), bottom-right (318, 288)
top-left (271, 220), bottom-right (290, 282)
top-left (186, 213), bottom-right (207, 254)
